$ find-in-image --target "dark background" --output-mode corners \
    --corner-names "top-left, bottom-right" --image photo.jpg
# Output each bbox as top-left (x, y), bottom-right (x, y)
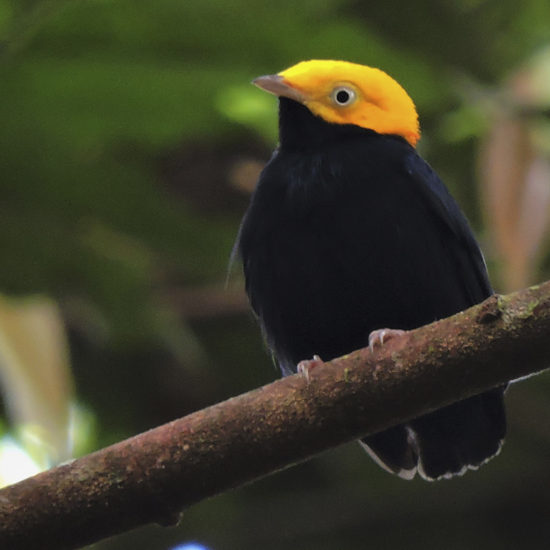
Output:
top-left (0, 1), bottom-right (549, 549)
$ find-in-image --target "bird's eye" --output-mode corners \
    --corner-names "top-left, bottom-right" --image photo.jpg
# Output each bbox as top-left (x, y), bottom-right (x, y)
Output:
top-left (331, 86), bottom-right (356, 106)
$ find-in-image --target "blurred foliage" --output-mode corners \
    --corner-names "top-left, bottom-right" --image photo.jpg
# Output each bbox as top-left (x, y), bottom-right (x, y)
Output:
top-left (0, 0), bottom-right (549, 548)
top-left (0, 294), bottom-right (73, 466)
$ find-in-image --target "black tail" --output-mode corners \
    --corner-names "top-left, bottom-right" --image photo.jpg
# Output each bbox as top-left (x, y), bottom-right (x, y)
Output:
top-left (361, 388), bottom-right (506, 481)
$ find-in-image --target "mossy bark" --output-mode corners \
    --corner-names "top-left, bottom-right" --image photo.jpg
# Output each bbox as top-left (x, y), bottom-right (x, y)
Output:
top-left (1, 281), bottom-right (550, 550)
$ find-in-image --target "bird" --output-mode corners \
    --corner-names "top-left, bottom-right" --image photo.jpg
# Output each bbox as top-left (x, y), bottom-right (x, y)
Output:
top-left (236, 59), bottom-right (506, 481)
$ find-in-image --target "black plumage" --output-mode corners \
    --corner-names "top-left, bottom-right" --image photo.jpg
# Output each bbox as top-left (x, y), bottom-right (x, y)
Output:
top-left (237, 97), bottom-right (505, 480)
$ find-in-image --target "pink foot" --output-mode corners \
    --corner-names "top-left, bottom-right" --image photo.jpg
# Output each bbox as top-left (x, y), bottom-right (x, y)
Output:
top-left (368, 328), bottom-right (406, 353)
top-left (297, 355), bottom-right (324, 383)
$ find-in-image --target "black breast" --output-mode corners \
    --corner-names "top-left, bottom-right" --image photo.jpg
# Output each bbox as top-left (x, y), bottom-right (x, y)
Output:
top-left (237, 99), bottom-right (490, 375)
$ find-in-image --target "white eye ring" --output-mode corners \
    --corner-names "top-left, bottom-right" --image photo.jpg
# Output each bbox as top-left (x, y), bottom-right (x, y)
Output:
top-left (331, 86), bottom-right (356, 106)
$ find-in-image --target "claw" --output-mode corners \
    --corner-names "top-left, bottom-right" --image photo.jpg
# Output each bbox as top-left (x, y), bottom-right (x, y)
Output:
top-left (368, 328), bottom-right (406, 353)
top-left (297, 354), bottom-right (324, 383)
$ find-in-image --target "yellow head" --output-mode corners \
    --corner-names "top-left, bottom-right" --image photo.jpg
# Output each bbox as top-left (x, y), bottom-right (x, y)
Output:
top-left (253, 59), bottom-right (420, 147)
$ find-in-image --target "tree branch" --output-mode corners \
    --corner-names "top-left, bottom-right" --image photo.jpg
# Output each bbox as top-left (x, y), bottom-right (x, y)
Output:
top-left (2, 281), bottom-right (550, 550)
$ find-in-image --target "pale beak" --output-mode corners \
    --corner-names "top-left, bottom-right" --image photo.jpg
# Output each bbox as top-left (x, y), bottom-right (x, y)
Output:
top-left (252, 74), bottom-right (305, 103)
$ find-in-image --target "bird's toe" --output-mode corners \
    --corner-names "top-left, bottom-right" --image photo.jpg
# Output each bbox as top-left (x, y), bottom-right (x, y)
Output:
top-left (368, 328), bottom-right (406, 352)
top-left (297, 355), bottom-right (324, 383)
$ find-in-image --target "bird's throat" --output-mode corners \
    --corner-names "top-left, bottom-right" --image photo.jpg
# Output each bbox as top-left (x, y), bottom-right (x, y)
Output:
top-left (278, 97), bottom-right (368, 151)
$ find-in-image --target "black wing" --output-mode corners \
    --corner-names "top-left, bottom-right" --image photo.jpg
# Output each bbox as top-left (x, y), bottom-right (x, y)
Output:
top-left (363, 148), bottom-right (505, 481)
top-left (404, 151), bottom-right (493, 303)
